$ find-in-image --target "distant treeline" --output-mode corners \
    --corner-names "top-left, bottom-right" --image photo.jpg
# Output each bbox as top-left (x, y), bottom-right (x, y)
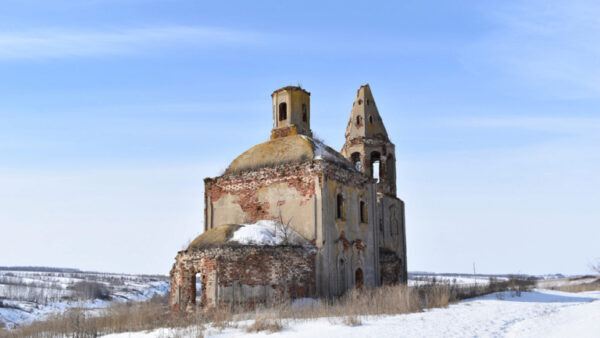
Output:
top-left (0, 266), bottom-right (82, 273)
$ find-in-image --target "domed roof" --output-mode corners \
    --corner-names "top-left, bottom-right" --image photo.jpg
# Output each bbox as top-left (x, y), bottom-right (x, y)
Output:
top-left (187, 224), bottom-right (242, 250)
top-left (226, 135), bottom-right (353, 174)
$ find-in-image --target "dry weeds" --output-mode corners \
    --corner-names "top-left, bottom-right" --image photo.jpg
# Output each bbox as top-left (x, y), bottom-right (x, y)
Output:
top-left (1, 278), bottom-right (534, 337)
top-left (550, 279), bottom-right (600, 293)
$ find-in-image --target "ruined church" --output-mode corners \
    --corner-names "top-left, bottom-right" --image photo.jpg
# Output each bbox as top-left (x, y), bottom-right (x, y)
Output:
top-left (170, 84), bottom-right (407, 311)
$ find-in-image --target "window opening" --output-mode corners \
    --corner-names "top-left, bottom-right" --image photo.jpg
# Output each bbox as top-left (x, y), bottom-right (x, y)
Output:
top-left (336, 194), bottom-right (344, 219)
top-left (302, 104), bottom-right (307, 122)
top-left (195, 272), bottom-right (202, 304)
top-left (279, 102), bottom-right (287, 121)
top-left (360, 201), bottom-right (366, 223)
top-left (351, 152), bottom-right (362, 171)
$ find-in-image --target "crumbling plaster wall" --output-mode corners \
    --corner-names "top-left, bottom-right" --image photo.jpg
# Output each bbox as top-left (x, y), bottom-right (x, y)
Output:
top-left (204, 163), bottom-right (320, 241)
top-left (317, 162), bottom-right (379, 297)
top-left (378, 196), bottom-right (407, 283)
top-left (170, 245), bottom-right (316, 312)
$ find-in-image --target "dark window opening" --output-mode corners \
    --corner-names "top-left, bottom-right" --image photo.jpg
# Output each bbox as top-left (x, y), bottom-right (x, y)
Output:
top-left (358, 99), bottom-right (363, 105)
top-left (356, 115), bottom-right (362, 126)
top-left (279, 102), bottom-right (287, 121)
top-left (302, 104), bottom-right (307, 122)
top-left (336, 193), bottom-right (344, 219)
top-left (367, 99), bottom-right (370, 105)
top-left (369, 115), bottom-right (374, 124)
top-left (351, 152), bottom-right (362, 171)
top-left (360, 201), bottom-right (366, 223)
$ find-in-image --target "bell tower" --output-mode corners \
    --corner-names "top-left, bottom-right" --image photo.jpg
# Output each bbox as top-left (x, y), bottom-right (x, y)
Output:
top-left (341, 84), bottom-right (397, 197)
top-left (271, 86), bottom-right (312, 139)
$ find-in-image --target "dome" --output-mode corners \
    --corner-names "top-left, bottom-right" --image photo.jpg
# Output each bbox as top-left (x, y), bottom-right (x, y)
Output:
top-left (225, 135), bottom-right (353, 174)
top-left (187, 224), bottom-right (242, 250)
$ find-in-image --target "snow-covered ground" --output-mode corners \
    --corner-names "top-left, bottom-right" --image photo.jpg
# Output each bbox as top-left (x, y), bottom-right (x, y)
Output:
top-left (0, 268), bottom-right (169, 328)
top-left (105, 288), bottom-right (600, 338)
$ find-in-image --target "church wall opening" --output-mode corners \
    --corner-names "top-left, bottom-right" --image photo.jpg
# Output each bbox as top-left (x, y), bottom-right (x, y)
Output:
top-left (279, 102), bottom-right (287, 121)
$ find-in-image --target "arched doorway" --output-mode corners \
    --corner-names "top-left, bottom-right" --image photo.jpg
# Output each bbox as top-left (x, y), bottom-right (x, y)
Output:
top-left (193, 271), bottom-right (207, 307)
top-left (355, 268), bottom-right (363, 289)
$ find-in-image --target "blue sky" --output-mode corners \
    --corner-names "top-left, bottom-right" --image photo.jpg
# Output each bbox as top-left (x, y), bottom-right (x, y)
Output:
top-left (0, 0), bottom-right (598, 275)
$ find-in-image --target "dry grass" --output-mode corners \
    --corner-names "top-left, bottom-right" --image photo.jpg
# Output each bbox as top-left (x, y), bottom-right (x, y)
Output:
top-left (341, 315), bottom-right (362, 327)
top-left (1, 278), bottom-right (534, 337)
top-left (550, 279), bottom-right (600, 293)
top-left (246, 314), bottom-right (284, 333)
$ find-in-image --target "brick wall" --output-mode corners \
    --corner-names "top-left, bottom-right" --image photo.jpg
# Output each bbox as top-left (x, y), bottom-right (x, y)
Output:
top-left (170, 245), bottom-right (316, 312)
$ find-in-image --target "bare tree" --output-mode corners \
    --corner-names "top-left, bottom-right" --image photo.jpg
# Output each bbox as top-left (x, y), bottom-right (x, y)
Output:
top-left (277, 212), bottom-right (293, 245)
top-left (592, 260), bottom-right (600, 274)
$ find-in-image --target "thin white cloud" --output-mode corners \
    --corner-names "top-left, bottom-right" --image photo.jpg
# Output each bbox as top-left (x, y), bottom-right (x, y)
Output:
top-left (0, 26), bottom-right (263, 60)
top-left (466, 0), bottom-right (600, 98)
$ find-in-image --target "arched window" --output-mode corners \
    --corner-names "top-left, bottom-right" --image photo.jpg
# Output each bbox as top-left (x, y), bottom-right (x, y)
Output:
top-left (360, 201), bottom-right (367, 223)
top-left (370, 151), bottom-right (381, 182)
top-left (279, 102), bottom-right (287, 121)
top-left (351, 152), bottom-right (362, 171)
top-left (336, 193), bottom-right (344, 219)
top-left (356, 115), bottom-right (362, 126)
top-left (369, 115), bottom-right (374, 124)
top-left (302, 104), bottom-right (307, 122)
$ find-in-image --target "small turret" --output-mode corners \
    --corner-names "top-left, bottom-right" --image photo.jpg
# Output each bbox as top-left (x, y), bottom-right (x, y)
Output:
top-left (271, 86), bottom-right (312, 139)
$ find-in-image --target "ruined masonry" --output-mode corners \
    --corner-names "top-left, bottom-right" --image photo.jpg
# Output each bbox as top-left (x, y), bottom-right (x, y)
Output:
top-left (170, 85), bottom-right (407, 311)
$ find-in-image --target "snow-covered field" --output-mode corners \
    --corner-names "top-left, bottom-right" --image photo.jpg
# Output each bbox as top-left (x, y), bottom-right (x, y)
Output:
top-left (105, 288), bottom-right (600, 338)
top-left (0, 268), bottom-right (169, 328)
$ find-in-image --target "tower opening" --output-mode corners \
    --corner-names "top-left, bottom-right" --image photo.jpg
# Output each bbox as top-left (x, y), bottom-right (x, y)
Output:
top-left (371, 152), bottom-right (381, 182)
top-left (278, 102), bottom-right (287, 121)
top-left (351, 152), bottom-right (362, 171)
top-left (302, 104), bottom-right (307, 122)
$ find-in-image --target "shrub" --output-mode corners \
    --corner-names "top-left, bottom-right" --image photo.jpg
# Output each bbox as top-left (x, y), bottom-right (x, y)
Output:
top-left (69, 281), bottom-right (110, 300)
top-left (246, 314), bottom-right (284, 333)
top-left (342, 315), bottom-right (362, 327)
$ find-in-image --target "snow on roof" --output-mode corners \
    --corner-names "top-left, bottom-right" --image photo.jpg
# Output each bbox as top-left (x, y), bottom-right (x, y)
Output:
top-left (301, 135), bottom-right (356, 171)
top-left (228, 220), bottom-right (309, 246)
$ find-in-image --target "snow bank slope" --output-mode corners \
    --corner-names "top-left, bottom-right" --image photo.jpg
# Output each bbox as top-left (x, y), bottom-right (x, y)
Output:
top-left (0, 269), bottom-right (168, 328)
